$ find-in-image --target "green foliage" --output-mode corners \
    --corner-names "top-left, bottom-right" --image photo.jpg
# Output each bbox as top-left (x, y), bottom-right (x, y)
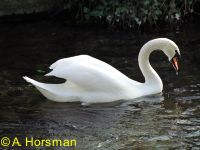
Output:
top-left (65, 0), bottom-right (197, 29)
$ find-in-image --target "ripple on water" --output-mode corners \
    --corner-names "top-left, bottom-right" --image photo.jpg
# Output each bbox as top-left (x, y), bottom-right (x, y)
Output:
top-left (177, 96), bottom-right (200, 101)
top-left (185, 131), bottom-right (200, 138)
top-left (148, 135), bottom-right (170, 141)
top-left (176, 119), bottom-right (193, 125)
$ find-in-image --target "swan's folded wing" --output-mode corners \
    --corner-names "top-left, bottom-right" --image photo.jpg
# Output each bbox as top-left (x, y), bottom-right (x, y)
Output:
top-left (49, 55), bottom-right (91, 69)
top-left (46, 55), bottom-right (140, 92)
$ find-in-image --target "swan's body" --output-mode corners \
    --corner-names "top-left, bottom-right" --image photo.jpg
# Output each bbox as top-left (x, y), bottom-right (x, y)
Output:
top-left (23, 38), bottom-right (180, 104)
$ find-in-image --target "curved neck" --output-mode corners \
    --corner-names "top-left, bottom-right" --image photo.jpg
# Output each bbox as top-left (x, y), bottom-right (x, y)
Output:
top-left (138, 42), bottom-right (162, 86)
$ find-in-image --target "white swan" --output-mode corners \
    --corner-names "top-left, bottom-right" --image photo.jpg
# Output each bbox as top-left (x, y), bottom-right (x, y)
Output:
top-left (23, 38), bottom-right (180, 104)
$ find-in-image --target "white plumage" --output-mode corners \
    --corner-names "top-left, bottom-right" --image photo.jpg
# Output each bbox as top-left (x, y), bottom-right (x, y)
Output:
top-left (23, 38), bottom-right (180, 104)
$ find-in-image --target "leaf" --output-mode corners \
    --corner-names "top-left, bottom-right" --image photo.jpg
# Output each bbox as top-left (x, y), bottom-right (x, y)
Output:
top-left (144, 0), bottom-right (150, 6)
top-left (155, 10), bottom-right (162, 15)
top-left (89, 10), bottom-right (103, 17)
top-left (37, 69), bottom-right (45, 73)
top-left (135, 18), bottom-right (141, 25)
top-left (116, 7), bottom-right (128, 14)
top-left (175, 13), bottom-right (180, 20)
top-left (83, 7), bottom-right (89, 13)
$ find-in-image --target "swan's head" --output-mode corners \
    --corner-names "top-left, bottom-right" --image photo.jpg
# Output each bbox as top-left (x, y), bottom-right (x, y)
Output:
top-left (151, 38), bottom-right (181, 73)
top-left (161, 38), bottom-right (180, 73)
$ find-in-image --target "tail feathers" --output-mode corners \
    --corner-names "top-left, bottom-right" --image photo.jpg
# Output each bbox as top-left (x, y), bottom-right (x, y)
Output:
top-left (23, 76), bottom-right (79, 102)
top-left (23, 76), bottom-right (51, 91)
top-left (23, 76), bottom-right (37, 84)
top-left (23, 76), bottom-right (57, 100)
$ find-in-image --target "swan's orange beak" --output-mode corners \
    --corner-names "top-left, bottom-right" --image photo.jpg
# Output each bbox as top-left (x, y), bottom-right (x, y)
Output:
top-left (171, 56), bottom-right (179, 73)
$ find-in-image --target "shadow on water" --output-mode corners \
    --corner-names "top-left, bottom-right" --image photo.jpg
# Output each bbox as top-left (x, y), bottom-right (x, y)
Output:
top-left (0, 21), bottom-right (200, 149)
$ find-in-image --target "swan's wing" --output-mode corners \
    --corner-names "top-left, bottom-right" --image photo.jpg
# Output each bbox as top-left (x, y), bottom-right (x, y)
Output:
top-left (46, 55), bottom-right (140, 91)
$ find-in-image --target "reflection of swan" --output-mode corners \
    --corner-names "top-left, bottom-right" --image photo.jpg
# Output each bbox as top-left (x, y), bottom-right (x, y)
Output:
top-left (23, 38), bottom-right (180, 104)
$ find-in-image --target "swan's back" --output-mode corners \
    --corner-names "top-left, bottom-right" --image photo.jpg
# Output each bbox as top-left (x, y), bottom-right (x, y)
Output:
top-left (46, 55), bottom-right (140, 92)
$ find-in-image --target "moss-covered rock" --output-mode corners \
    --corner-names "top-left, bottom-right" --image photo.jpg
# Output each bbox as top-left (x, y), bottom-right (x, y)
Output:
top-left (0, 0), bottom-right (61, 16)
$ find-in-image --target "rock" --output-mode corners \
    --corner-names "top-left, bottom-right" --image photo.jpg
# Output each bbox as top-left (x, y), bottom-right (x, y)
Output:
top-left (0, 0), bottom-right (63, 16)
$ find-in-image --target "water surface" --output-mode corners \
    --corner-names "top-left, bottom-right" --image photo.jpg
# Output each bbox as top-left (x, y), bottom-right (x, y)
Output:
top-left (0, 22), bottom-right (200, 149)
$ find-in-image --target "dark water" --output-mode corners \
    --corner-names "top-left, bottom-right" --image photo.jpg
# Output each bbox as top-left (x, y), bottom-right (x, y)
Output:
top-left (0, 22), bottom-right (200, 150)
